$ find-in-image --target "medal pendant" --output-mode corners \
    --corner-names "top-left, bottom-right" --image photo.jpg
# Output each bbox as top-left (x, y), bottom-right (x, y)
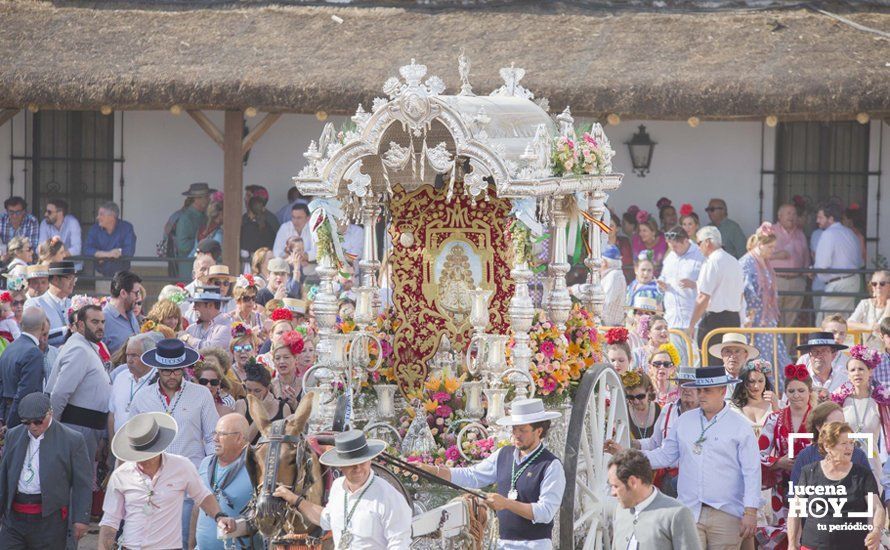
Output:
top-left (339, 531), bottom-right (353, 549)
top-left (693, 443), bottom-right (703, 455)
top-left (507, 489), bottom-right (518, 500)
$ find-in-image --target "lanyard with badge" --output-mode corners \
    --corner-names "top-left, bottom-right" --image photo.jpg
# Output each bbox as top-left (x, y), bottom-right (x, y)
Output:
top-left (339, 478), bottom-right (374, 549)
top-left (508, 445), bottom-right (545, 500)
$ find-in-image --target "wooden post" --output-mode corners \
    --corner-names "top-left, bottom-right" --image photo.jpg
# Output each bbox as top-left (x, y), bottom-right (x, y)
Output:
top-left (223, 110), bottom-right (244, 272)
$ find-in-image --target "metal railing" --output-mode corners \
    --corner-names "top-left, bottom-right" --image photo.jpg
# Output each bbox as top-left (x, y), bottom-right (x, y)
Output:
top-left (700, 327), bottom-right (868, 390)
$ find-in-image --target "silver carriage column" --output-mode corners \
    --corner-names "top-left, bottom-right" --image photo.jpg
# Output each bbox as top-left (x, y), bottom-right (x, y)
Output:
top-left (579, 189), bottom-right (608, 321)
top-left (546, 196), bottom-right (572, 332)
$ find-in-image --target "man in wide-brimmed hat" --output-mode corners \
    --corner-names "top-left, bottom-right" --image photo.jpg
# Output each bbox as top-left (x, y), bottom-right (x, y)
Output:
top-left (23, 264), bottom-right (49, 298)
top-left (24, 260), bottom-right (78, 345)
top-left (199, 264), bottom-right (238, 314)
top-left (273, 429), bottom-right (412, 549)
top-left (608, 366), bottom-right (761, 550)
top-left (99, 412), bottom-right (235, 550)
top-left (129, 338), bottom-right (220, 547)
top-left (796, 330), bottom-right (850, 394)
top-left (174, 183), bottom-right (217, 275)
top-left (420, 398), bottom-right (566, 549)
top-left (708, 332), bottom-right (760, 379)
top-left (180, 286), bottom-right (232, 350)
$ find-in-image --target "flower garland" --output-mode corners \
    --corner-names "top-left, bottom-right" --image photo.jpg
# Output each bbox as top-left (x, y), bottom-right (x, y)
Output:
top-left (831, 380), bottom-right (890, 407)
top-left (231, 321), bottom-right (252, 339)
top-left (507, 219), bottom-right (534, 267)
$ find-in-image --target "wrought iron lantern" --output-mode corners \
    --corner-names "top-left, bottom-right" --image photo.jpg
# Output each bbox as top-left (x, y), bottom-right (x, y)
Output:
top-left (625, 125), bottom-right (656, 177)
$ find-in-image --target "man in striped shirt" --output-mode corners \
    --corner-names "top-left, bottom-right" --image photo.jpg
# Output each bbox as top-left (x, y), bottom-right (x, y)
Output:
top-left (131, 339), bottom-right (219, 548)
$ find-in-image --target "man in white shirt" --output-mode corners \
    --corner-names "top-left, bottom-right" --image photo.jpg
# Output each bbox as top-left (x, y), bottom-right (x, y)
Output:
top-left (38, 198), bottom-right (82, 256)
top-left (600, 245), bottom-right (627, 326)
top-left (687, 226), bottom-right (744, 364)
top-left (107, 333), bottom-right (157, 435)
top-left (274, 430), bottom-right (412, 549)
top-left (813, 202), bottom-right (862, 323)
top-left (608, 366), bottom-right (761, 550)
top-left (273, 203), bottom-right (314, 259)
top-left (796, 331), bottom-right (849, 399)
top-left (659, 226), bottom-right (705, 330)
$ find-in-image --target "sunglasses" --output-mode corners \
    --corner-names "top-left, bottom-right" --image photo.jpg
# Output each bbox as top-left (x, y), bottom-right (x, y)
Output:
top-left (21, 417), bottom-right (45, 426)
top-left (704, 206), bottom-right (724, 212)
top-left (664, 231), bottom-right (685, 240)
top-left (650, 361), bottom-right (673, 368)
top-left (12, 300), bottom-right (25, 307)
top-left (239, 295), bottom-right (256, 302)
top-left (626, 393), bottom-right (648, 401)
top-left (135, 301), bottom-right (143, 307)
top-left (870, 281), bottom-right (890, 287)
top-left (233, 344), bottom-right (254, 353)
top-left (198, 378), bottom-right (221, 387)
top-left (211, 280), bottom-right (232, 286)
top-left (159, 368), bottom-right (183, 376)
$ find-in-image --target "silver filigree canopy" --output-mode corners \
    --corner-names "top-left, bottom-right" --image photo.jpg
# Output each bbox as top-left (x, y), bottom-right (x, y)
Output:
top-left (293, 57), bottom-right (623, 200)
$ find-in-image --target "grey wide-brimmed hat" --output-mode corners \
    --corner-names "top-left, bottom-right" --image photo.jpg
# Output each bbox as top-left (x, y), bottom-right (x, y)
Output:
top-left (182, 182), bottom-right (217, 197)
top-left (319, 430), bottom-right (386, 468)
top-left (18, 392), bottom-right (51, 421)
top-left (111, 412), bottom-right (178, 462)
top-left (681, 366), bottom-right (741, 389)
top-left (496, 398), bottom-right (561, 427)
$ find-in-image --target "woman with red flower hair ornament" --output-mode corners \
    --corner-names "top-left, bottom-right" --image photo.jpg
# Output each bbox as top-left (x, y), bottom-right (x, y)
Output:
top-left (754, 364), bottom-right (813, 550)
top-left (270, 330), bottom-right (305, 409)
top-left (831, 345), bottom-right (890, 485)
top-left (679, 204), bottom-right (701, 241)
top-left (740, 222), bottom-right (791, 370)
top-left (256, 308), bottom-right (295, 366)
top-left (605, 327), bottom-right (633, 375)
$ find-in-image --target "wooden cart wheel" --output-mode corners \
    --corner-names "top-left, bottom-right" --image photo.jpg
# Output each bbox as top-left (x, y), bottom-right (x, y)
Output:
top-left (559, 364), bottom-right (630, 550)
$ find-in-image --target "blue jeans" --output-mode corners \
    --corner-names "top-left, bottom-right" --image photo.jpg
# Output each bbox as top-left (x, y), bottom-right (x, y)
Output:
top-left (182, 497), bottom-right (194, 548)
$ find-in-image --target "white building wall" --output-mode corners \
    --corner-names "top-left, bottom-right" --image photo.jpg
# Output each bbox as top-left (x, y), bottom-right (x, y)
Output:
top-left (1, 113), bottom-right (887, 262)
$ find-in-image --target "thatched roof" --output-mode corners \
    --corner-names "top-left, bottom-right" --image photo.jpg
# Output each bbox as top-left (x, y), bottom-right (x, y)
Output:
top-left (0, 1), bottom-right (888, 119)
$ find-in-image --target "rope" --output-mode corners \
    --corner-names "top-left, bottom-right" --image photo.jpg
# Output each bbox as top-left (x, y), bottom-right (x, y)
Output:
top-left (811, 7), bottom-right (890, 39)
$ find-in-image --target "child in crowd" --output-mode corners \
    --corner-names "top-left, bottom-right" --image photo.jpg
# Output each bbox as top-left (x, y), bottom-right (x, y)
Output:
top-left (0, 291), bottom-right (21, 341)
top-left (625, 254), bottom-right (663, 308)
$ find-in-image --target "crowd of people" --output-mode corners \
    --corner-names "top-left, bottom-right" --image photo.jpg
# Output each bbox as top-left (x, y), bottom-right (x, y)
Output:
top-left (0, 187), bottom-right (884, 549)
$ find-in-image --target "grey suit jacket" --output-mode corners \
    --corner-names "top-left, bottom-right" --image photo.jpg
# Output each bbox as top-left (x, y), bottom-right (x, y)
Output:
top-left (0, 419), bottom-right (92, 525)
top-left (0, 335), bottom-right (45, 426)
top-left (612, 490), bottom-right (701, 550)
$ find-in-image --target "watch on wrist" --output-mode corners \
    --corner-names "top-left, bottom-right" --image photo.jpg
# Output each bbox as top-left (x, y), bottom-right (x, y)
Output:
top-left (214, 511), bottom-right (227, 521)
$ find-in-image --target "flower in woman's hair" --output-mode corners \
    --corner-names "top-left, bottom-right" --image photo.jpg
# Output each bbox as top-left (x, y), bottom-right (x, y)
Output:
top-left (140, 320), bottom-right (157, 333)
top-left (635, 210), bottom-right (651, 225)
top-left (235, 274), bottom-right (256, 289)
top-left (849, 344), bottom-right (880, 370)
top-left (282, 331), bottom-right (305, 355)
top-left (211, 191), bottom-right (224, 203)
top-left (626, 205), bottom-right (640, 216)
top-left (230, 321), bottom-right (252, 339)
top-left (0, 292), bottom-right (11, 303)
top-left (657, 343), bottom-right (680, 367)
top-left (757, 222), bottom-right (774, 237)
top-left (679, 203), bottom-right (694, 217)
top-left (168, 290), bottom-right (187, 305)
top-left (270, 308), bottom-right (294, 322)
top-left (605, 327), bottom-right (629, 345)
top-left (620, 371), bottom-right (642, 389)
top-left (175, 282), bottom-right (186, 289)
top-left (656, 197), bottom-right (672, 210)
top-left (849, 202), bottom-right (860, 211)
top-left (783, 363), bottom-right (809, 382)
